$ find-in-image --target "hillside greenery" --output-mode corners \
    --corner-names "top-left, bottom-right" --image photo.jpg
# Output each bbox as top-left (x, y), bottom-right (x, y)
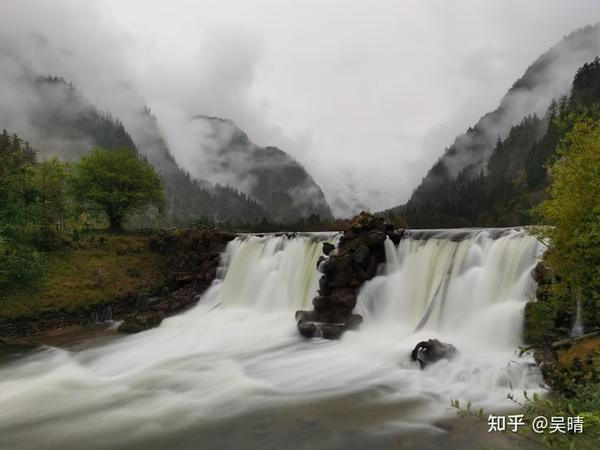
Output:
top-left (0, 131), bottom-right (43, 290)
top-left (0, 133), bottom-right (168, 295)
top-left (25, 77), bottom-right (328, 225)
top-left (389, 57), bottom-right (600, 229)
top-left (70, 148), bottom-right (164, 230)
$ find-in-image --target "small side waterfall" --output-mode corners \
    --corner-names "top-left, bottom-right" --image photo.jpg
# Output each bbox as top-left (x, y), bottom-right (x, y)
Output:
top-left (212, 233), bottom-right (337, 311)
top-left (571, 289), bottom-right (585, 337)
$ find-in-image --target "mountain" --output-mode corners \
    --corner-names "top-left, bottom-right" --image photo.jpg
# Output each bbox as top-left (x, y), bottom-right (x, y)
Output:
top-left (384, 57), bottom-right (600, 227)
top-left (114, 109), bottom-right (266, 226)
top-left (181, 115), bottom-right (333, 222)
top-left (0, 53), bottom-right (266, 226)
top-left (0, 46), bottom-right (333, 224)
top-left (385, 24), bottom-right (600, 227)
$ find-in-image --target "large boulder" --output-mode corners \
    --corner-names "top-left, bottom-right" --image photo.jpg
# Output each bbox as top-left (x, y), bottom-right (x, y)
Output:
top-left (296, 212), bottom-right (406, 339)
top-left (295, 310), bottom-right (363, 339)
top-left (411, 339), bottom-right (457, 369)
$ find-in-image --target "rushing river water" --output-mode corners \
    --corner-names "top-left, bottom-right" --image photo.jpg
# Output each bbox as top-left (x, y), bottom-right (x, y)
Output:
top-left (0, 229), bottom-right (545, 450)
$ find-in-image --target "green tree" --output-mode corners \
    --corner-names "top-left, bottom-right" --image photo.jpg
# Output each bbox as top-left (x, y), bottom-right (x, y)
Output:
top-left (535, 118), bottom-right (600, 329)
top-left (0, 131), bottom-right (43, 290)
top-left (70, 148), bottom-right (164, 230)
top-left (33, 158), bottom-right (69, 248)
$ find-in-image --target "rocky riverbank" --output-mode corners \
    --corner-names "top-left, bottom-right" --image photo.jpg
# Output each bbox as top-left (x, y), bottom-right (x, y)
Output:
top-left (0, 228), bottom-right (235, 341)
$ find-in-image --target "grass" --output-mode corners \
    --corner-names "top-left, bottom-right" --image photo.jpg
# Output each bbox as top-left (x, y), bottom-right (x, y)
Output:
top-left (558, 336), bottom-right (600, 368)
top-left (0, 233), bottom-right (167, 319)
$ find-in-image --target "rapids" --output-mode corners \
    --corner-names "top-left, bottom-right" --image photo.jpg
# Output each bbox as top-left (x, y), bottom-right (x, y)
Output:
top-left (0, 230), bottom-right (545, 450)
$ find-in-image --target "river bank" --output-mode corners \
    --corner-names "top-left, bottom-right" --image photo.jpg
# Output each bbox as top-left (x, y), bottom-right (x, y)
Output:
top-left (0, 228), bottom-right (235, 339)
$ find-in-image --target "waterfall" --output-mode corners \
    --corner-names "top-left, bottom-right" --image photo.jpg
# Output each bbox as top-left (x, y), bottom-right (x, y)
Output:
top-left (0, 229), bottom-right (546, 450)
top-left (211, 233), bottom-right (337, 311)
top-left (357, 228), bottom-right (543, 349)
top-left (571, 289), bottom-right (585, 337)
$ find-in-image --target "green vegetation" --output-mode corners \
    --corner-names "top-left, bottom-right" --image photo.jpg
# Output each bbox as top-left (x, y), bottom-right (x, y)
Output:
top-left (70, 148), bottom-right (164, 230)
top-left (534, 119), bottom-right (600, 333)
top-left (0, 134), bottom-right (166, 298)
top-left (521, 116), bottom-right (600, 447)
top-left (0, 233), bottom-right (166, 319)
top-left (0, 131), bottom-right (44, 291)
top-left (391, 56), bottom-right (600, 229)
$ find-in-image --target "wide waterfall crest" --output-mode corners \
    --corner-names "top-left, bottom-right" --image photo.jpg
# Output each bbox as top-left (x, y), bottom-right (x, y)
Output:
top-left (210, 233), bottom-right (339, 311)
top-left (357, 228), bottom-right (544, 348)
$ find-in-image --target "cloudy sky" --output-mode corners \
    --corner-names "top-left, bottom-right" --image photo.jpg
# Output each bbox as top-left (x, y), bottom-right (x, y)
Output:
top-left (2, 0), bottom-right (600, 215)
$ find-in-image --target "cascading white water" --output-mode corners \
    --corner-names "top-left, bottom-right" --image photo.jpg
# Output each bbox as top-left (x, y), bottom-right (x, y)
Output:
top-left (358, 228), bottom-right (543, 348)
top-left (212, 234), bottom-right (333, 311)
top-left (0, 229), bottom-right (545, 450)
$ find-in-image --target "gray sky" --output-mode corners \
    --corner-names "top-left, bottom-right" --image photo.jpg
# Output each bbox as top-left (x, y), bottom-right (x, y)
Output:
top-left (2, 0), bottom-right (600, 215)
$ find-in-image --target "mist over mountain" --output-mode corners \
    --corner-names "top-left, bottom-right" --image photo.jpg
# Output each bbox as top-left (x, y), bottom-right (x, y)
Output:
top-left (385, 24), bottom-right (600, 225)
top-left (179, 115), bottom-right (332, 221)
top-left (0, 52), bottom-right (266, 225)
top-left (0, 42), bottom-right (334, 224)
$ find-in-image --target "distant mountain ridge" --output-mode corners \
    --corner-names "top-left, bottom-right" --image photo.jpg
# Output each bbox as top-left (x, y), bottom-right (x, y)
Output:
top-left (186, 115), bottom-right (333, 222)
top-left (0, 63), bottom-right (265, 225)
top-left (0, 49), bottom-right (333, 225)
top-left (385, 24), bottom-right (600, 227)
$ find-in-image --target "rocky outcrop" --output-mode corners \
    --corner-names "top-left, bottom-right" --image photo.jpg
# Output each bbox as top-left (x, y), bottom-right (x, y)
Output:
top-left (411, 339), bottom-right (457, 369)
top-left (296, 212), bottom-right (404, 339)
top-left (0, 228), bottom-right (235, 339)
top-left (118, 228), bottom-right (235, 333)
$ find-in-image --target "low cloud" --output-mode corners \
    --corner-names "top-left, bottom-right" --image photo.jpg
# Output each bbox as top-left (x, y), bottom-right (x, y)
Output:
top-left (1, 0), bottom-right (599, 217)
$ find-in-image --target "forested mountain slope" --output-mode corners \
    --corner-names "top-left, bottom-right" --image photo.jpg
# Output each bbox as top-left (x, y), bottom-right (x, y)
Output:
top-left (385, 25), bottom-right (600, 227)
top-left (0, 54), bottom-right (267, 225)
top-left (185, 116), bottom-right (333, 222)
top-left (385, 56), bottom-right (600, 227)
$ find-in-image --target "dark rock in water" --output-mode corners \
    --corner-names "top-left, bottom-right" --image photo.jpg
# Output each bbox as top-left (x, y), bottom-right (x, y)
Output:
top-left (318, 276), bottom-right (332, 296)
top-left (388, 229), bottom-right (405, 245)
top-left (312, 296), bottom-right (330, 311)
top-left (295, 212), bottom-right (406, 340)
top-left (411, 339), bottom-right (457, 369)
top-left (353, 245), bottom-right (370, 264)
top-left (327, 270), bottom-right (353, 288)
top-left (295, 312), bottom-right (363, 339)
top-left (319, 323), bottom-right (346, 339)
top-left (322, 242), bottom-right (335, 256)
top-left (119, 312), bottom-right (166, 334)
top-left (346, 313), bottom-right (363, 330)
top-left (320, 254), bottom-right (353, 275)
top-left (297, 321), bottom-right (318, 338)
top-left (295, 310), bottom-right (317, 323)
top-left (531, 261), bottom-right (553, 284)
top-left (366, 230), bottom-right (387, 248)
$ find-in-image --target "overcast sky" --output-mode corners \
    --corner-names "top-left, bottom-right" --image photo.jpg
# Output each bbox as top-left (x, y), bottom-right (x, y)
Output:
top-left (3, 0), bottom-right (600, 215)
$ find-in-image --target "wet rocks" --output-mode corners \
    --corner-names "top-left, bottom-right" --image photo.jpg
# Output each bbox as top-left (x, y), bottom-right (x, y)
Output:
top-left (118, 311), bottom-right (166, 334)
top-left (117, 230), bottom-right (235, 333)
top-left (0, 228), bottom-right (236, 340)
top-left (353, 245), bottom-right (370, 264)
top-left (296, 212), bottom-right (405, 339)
top-left (322, 242), bottom-right (335, 256)
top-left (531, 261), bottom-right (553, 285)
top-left (411, 339), bottom-right (457, 369)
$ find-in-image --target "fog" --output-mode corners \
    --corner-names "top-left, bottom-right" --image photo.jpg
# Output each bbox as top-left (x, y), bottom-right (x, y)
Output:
top-left (0, 0), bottom-right (599, 216)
